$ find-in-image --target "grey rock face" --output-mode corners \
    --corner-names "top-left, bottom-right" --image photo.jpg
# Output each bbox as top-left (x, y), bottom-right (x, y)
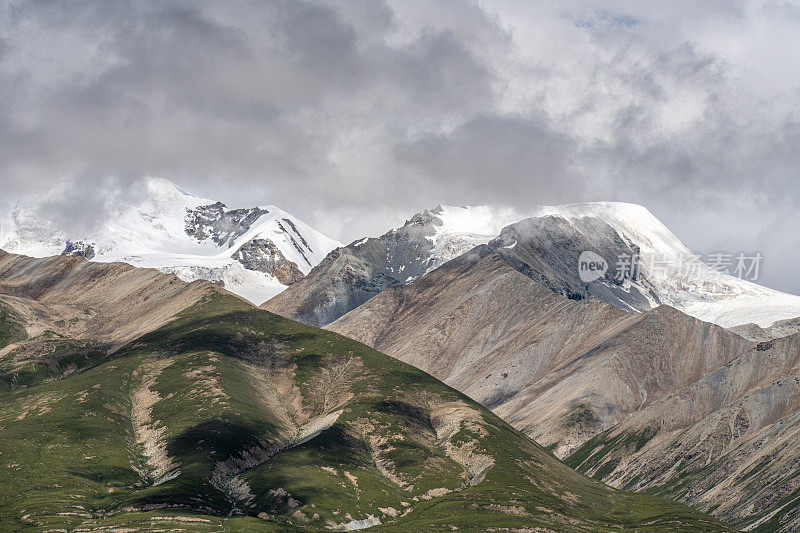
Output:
top-left (488, 216), bottom-right (659, 312)
top-left (61, 241), bottom-right (95, 259)
top-left (731, 316), bottom-right (800, 341)
top-left (275, 218), bottom-right (314, 268)
top-left (264, 248), bottom-right (401, 327)
top-left (231, 239), bottom-right (286, 272)
top-left (232, 238), bottom-right (286, 272)
top-left (184, 202), bottom-right (268, 247)
top-left (263, 208), bottom-right (468, 326)
top-left (230, 238), bottom-right (304, 285)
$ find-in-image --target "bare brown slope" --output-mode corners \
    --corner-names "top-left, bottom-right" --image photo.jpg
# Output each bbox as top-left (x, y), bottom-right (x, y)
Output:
top-left (568, 333), bottom-right (800, 531)
top-left (329, 246), bottom-right (637, 409)
top-left (328, 246), bottom-right (800, 529)
top-left (327, 245), bottom-right (752, 457)
top-left (0, 250), bottom-right (217, 349)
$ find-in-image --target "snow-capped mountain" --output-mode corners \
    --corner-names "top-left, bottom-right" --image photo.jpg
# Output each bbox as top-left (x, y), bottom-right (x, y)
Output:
top-left (5, 186), bottom-right (798, 329)
top-left (266, 200), bottom-right (800, 330)
top-left (348, 204), bottom-right (526, 282)
top-left (0, 178), bottom-right (341, 304)
top-left (489, 202), bottom-right (800, 328)
top-left (263, 205), bottom-right (525, 326)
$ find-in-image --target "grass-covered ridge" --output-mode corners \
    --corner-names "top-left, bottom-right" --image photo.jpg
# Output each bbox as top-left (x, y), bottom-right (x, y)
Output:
top-left (0, 292), bottom-right (731, 531)
top-left (0, 300), bottom-right (26, 349)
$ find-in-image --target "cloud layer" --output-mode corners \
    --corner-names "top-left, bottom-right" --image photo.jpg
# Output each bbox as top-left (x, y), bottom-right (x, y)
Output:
top-left (1, 0), bottom-right (799, 292)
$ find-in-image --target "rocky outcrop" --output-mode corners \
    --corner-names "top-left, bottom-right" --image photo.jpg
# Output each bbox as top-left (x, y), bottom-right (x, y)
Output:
top-left (184, 202), bottom-right (268, 247)
top-left (230, 238), bottom-right (304, 285)
top-left (61, 240), bottom-right (95, 259)
top-left (731, 316), bottom-right (800, 341)
top-left (270, 261), bottom-right (304, 285)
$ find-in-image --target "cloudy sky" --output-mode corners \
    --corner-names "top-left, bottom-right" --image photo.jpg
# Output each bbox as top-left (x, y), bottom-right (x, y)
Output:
top-left (1, 0), bottom-right (799, 292)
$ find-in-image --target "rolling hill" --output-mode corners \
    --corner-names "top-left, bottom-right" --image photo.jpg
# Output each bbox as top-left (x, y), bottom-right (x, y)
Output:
top-left (0, 251), bottom-right (729, 532)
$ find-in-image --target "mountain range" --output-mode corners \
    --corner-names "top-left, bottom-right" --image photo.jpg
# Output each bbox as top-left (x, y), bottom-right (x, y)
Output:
top-left (5, 180), bottom-right (800, 329)
top-left (3, 179), bottom-right (800, 531)
top-left (0, 250), bottom-right (729, 532)
top-left (268, 201), bottom-right (800, 330)
top-left (323, 222), bottom-right (800, 530)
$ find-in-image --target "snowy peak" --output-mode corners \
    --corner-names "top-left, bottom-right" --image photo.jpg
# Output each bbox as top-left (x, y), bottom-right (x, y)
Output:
top-left (0, 178), bottom-right (342, 305)
top-left (181, 200), bottom-right (337, 274)
top-left (489, 209), bottom-right (659, 313)
top-left (429, 204), bottom-right (524, 240)
top-left (402, 204), bottom-right (527, 272)
top-left (263, 204), bottom-right (527, 327)
top-left (489, 201), bottom-right (800, 328)
top-left (533, 202), bottom-right (691, 260)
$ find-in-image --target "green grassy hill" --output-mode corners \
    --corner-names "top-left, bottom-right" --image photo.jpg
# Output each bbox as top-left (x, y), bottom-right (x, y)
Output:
top-left (0, 286), bottom-right (731, 531)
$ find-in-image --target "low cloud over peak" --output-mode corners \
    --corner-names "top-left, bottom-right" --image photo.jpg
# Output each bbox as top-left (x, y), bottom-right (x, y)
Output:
top-left (1, 0), bottom-right (799, 292)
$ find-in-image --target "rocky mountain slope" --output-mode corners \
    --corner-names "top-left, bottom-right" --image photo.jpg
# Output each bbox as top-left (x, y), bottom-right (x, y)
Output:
top-left (0, 252), bottom-right (728, 532)
top-left (263, 205), bottom-right (523, 326)
top-left (0, 178), bottom-right (341, 305)
top-left (566, 333), bottom-right (800, 532)
top-left (327, 247), bottom-right (752, 456)
top-left (328, 246), bottom-right (800, 531)
top-left (488, 202), bottom-right (800, 329)
top-left (730, 317), bottom-right (800, 342)
top-left (267, 201), bottom-right (800, 330)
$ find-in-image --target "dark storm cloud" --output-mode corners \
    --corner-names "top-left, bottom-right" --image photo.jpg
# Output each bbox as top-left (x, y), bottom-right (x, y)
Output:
top-left (1, 0), bottom-right (799, 291)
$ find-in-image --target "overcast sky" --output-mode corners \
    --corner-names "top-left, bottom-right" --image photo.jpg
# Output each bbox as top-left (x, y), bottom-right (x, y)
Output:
top-left (1, 0), bottom-right (799, 292)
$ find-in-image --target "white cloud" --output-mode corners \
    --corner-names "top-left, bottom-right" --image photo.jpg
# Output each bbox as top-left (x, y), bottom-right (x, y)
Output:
top-left (1, 0), bottom-right (799, 292)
